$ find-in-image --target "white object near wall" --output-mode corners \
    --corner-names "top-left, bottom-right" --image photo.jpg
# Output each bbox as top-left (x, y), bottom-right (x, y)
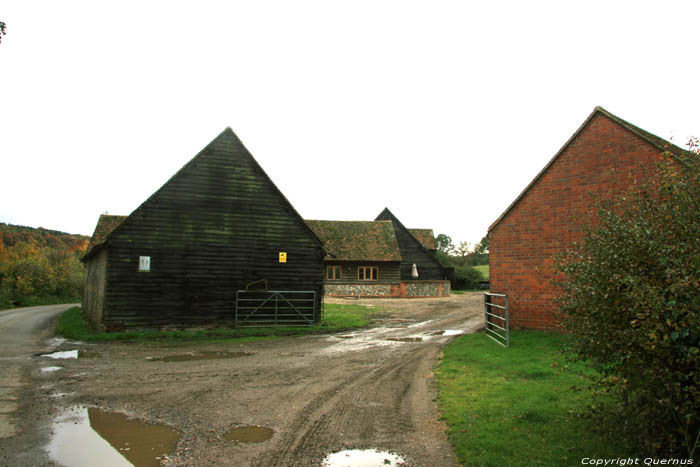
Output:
top-left (139, 256), bottom-right (151, 272)
top-left (411, 263), bottom-right (419, 279)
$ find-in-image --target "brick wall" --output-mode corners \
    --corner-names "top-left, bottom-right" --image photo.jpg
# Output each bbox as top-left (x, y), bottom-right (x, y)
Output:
top-left (489, 112), bottom-right (664, 329)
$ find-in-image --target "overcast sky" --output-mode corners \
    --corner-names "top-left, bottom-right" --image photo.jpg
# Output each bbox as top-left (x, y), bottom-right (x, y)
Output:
top-left (1, 1), bottom-right (698, 248)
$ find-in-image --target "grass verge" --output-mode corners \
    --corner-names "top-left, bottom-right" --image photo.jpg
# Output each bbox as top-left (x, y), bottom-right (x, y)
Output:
top-left (56, 303), bottom-right (377, 342)
top-left (436, 331), bottom-right (629, 466)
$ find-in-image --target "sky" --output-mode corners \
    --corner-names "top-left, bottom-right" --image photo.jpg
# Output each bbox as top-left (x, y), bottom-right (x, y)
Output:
top-left (1, 1), bottom-right (699, 249)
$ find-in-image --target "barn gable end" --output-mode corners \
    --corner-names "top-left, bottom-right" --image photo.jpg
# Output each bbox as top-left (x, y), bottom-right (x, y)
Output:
top-left (83, 128), bottom-right (325, 331)
top-left (488, 107), bottom-right (678, 329)
top-left (375, 208), bottom-right (446, 281)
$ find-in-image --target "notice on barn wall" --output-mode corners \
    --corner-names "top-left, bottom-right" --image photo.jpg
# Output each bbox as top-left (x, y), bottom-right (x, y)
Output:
top-left (139, 256), bottom-right (151, 272)
top-left (279, 252), bottom-right (287, 263)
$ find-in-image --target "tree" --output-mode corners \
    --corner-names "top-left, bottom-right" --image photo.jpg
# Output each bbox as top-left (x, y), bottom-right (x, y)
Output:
top-left (556, 139), bottom-right (700, 459)
top-left (474, 235), bottom-right (489, 255)
top-left (436, 234), bottom-right (455, 255)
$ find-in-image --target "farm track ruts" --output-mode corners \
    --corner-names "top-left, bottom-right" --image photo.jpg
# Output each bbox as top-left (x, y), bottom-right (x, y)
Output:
top-left (25, 293), bottom-right (484, 466)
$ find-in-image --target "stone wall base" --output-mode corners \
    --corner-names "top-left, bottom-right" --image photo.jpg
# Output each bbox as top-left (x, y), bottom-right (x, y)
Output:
top-left (325, 280), bottom-right (451, 298)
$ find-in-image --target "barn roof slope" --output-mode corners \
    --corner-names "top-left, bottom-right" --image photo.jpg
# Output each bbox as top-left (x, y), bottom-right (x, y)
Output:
top-left (84, 214), bottom-right (127, 257)
top-left (488, 106), bottom-right (690, 233)
top-left (83, 127), bottom-right (324, 261)
top-left (408, 229), bottom-right (437, 250)
top-left (305, 220), bottom-right (402, 261)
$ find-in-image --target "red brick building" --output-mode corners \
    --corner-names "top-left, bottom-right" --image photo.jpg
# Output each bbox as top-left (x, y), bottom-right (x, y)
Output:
top-left (488, 107), bottom-right (685, 329)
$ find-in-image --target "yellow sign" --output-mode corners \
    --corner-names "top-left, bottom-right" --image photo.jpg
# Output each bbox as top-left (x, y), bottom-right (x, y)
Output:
top-left (279, 252), bottom-right (287, 263)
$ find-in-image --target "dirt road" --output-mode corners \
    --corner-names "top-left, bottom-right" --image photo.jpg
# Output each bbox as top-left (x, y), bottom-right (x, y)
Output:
top-left (0, 304), bottom-right (77, 465)
top-left (6, 293), bottom-right (484, 466)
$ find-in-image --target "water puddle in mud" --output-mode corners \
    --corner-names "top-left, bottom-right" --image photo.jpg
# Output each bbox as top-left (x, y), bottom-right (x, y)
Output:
top-left (223, 425), bottom-right (274, 443)
top-left (47, 406), bottom-right (181, 467)
top-left (386, 337), bottom-right (423, 343)
top-left (41, 366), bottom-right (62, 372)
top-left (146, 351), bottom-right (253, 362)
top-left (39, 349), bottom-right (97, 359)
top-left (322, 449), bottom-right (406, 466)
top-left (41, 350), bottom-right (79, 359)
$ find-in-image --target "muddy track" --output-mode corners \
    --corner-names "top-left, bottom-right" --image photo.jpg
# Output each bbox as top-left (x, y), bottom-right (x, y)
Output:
top-left (23, 293), bottom-right (484, 466)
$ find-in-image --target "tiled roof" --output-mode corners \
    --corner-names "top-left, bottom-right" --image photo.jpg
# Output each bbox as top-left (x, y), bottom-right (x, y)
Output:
top-left (408, 229), bottom-right (436, 250)
top-left (305, 220), bottom-right (402, 261)
top-left (84, 214), bottom-right (127, 257)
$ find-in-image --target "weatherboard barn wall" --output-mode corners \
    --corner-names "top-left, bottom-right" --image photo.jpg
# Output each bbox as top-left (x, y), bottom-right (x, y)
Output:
top-left (489, 108), bottom-right (667, 329)
top-left (83, 129), bottom-right (325, 330)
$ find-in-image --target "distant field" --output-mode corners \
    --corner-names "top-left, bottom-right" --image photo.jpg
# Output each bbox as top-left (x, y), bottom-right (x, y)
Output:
top-left (473, 264), bottom-right (489, 280)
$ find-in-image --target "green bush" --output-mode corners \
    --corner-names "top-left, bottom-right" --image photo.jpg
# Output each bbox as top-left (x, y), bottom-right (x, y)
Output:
top-left (453, 265), bottom-right (483, 290)
top-left (556, 142), bottom-right (700, 459)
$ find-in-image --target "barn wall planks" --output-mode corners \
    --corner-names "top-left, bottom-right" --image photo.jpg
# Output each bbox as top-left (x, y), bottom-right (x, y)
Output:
top-left (84, 128), bottom-right (325, 330)
top-left (375, 208), bottom-right (446, 281)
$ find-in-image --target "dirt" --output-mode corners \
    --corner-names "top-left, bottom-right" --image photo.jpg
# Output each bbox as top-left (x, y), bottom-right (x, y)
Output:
top-left (7, 293), bottom-right (484, 466)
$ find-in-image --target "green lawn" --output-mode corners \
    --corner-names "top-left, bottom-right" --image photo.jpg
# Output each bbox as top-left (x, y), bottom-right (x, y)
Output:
top-left (56, 303), bottom-right (377, 342)
top-left (437, 331), bottom-right (628, 466)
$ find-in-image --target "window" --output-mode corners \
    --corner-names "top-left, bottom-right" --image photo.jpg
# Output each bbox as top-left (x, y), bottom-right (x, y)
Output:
top-left (326, 265), bottom-right (342, 280)
top-left (358, 266), bottom-right (378, 281)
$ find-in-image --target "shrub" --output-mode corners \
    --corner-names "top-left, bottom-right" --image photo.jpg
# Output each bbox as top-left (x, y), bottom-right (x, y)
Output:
top-left (556, 141), bottom-right (700, 459)
top-left (453, 265), bottom-right (483, 290)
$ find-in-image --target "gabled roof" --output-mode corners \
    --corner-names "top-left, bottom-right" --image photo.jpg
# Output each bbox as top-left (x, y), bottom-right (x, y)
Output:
top-left (84, 214), bottom-right (127, 257)
top-left (83, 127), bottom-right (324, 261)
top-left (488, 106), bottom-right (689, 233)
top-left (374, 207), bottom-right (444, 268)
top-left (305, 220), bottom-right (401, 261)
top-left (408, 229), bottom-right (437, 250)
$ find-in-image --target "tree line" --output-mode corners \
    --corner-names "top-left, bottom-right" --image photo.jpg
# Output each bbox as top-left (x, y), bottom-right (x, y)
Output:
top-left (434, 234), bottom-right (489, 289)
top-left (0, 223), bottom-right (89, 308)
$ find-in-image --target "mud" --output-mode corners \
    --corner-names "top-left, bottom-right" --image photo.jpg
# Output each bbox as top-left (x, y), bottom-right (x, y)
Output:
top-left (145, 351), bottom-right (253, 362)
top-left (223, 426), bottom-right (274, 443)
top-left (7, 293), bottom-right (484, 466)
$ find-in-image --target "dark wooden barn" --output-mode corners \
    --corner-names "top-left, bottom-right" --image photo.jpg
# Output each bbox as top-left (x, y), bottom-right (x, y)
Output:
top-left (375, 208), bottom-right (446, 282)
top-left (82, 128), bottom-right (326, 331)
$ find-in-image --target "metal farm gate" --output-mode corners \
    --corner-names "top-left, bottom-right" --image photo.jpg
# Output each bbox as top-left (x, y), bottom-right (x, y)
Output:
top-left (235, 290), bottom-right (316, 326)
top-left (484, 292), bottom-right (509, 347)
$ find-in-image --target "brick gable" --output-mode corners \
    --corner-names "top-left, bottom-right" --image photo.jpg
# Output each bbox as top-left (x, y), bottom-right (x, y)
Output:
top-left (488, 108), bottom-right (668, 329)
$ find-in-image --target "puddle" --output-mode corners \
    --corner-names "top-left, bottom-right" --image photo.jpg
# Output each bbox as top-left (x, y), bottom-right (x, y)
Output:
top-left (223, 425), bottom-right (274, 443)
top-left (41, 366), bottom-right (62, 373)
top-left (442, 330), bottom-right (464, 336)
top-left (386, 337), bottom-right (423, 343)
top-left (146, 351), bottom-right (252, 362)
top-left (322, 449), bottom-right (406, 466)
top-left (47, 406), bottom-right (181, 467)
top-left (39, 349), bottom-right (97, 359)
top-left (40, 350), bottom-right (79, 359)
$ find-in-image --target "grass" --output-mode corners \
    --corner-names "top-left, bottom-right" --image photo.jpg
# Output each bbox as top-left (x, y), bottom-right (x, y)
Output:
top-left (473, 264), bottom-right (489, 280)
top-left (436, 331), bottom-right (629, 466)
top-left (56, 303), bottom-right (378, 342)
